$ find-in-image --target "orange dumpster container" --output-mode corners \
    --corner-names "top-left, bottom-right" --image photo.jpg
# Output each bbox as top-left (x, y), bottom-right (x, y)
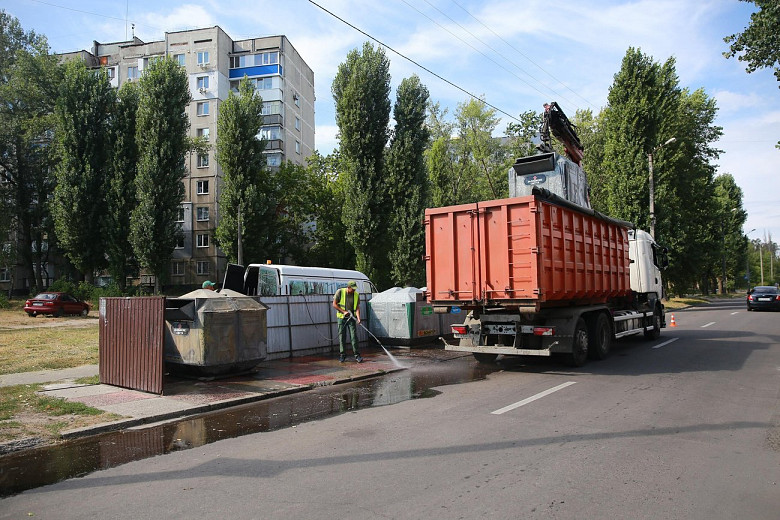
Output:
top-left (425, 192), bottom-right (631, 309)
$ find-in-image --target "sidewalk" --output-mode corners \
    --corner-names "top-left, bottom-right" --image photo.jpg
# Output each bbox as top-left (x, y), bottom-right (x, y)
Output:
top-left (3, 351), bottom-right (404, 440)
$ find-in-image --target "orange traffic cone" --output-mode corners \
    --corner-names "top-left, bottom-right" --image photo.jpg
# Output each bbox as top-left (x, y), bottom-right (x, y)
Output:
top-left (669, 314), bottom-right (677, 327)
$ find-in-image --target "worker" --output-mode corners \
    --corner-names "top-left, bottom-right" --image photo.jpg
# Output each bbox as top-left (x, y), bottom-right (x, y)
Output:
top-left (202, 280), bottom-right (216, 291)
top-left (332, 280), bottom-right (363, 363)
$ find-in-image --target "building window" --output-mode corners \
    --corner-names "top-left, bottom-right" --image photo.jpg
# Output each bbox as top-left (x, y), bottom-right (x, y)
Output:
top-left (196, 207), bottom-right (209, 221)
top-left (196, 180), bottom-right (209, 194)
top-left (260, 126), bottom-right (281, 141)
top-left (293, 92), bottom-right (300, 107)
top-left (174, 53), bottom-right (185, 66)
top-left (106, 67), bottom-right (116, 80)
top-left (197, 261), bottom-right (210, 275)
top-left (127, 66), bottom-right (139, 80)
top-left (197, 128), bottom-right (210, 140)
top-left (197, 76), bottom-right (209, 90)
top-left (196, 234), bottom-right (209, 248)
top-left (295, 117), bottom-right (300, 131)
top-left (175, 234), bottom-right (185, 249)
top-left (262, 100), bottom-right (283, 116)
top-left (0, 268), bottom-right (9, 282)
top-left (229, 51), bottom-right (278, 69)
top-left (266, 153), bottom-right (282, 167)
top-left (197, 154), bottom-right (209, 168)
top-left (295, 140), bottom-right (301, 154)
top-left (197, 101), bottom-right (209, 116)
top-left (197, 51), bottom-right (209, 65)
top-left (171, 262), bottom-right (185, 276)
top-left (176, 206), bottom-right (185, 222)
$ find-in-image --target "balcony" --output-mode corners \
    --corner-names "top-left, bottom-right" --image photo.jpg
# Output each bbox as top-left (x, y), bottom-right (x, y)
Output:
top-left (262, 113), bottom-right (283, 126)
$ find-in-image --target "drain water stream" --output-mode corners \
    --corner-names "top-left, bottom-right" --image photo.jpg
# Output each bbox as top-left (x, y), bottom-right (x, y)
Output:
top-left (1, 359), bottom-right (495, 497)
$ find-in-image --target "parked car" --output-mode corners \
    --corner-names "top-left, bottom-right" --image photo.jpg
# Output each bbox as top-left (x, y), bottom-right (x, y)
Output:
top-left (24, 292), bottom-right (90, 317)
top-left (746, 285), bottom-right (780, 312)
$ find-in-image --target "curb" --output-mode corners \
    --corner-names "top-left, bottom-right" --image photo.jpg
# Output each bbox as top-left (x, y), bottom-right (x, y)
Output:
top-left (58, 366), bottom-right (404, 440)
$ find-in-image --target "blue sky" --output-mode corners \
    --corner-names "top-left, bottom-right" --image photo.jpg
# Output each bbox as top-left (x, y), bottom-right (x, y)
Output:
top-left (5, 0), bottom-right (779, 244)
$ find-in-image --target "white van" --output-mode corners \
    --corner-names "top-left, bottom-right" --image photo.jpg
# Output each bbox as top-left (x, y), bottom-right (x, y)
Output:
top-left (223, 263), bottom-right (376, 296)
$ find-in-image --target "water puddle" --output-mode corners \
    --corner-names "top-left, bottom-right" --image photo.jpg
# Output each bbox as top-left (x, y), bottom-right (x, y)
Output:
top-left (0, 358), bottom-right (496, 497)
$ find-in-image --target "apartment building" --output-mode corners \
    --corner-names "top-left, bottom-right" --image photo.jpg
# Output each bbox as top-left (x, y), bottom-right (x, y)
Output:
top-left (60, 26), bottom-right (315, 288)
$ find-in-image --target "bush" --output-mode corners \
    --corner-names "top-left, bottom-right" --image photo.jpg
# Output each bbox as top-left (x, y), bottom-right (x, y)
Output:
top-left (0, 292), bottom-right (10, 309)
top-left (47, 279), bottom-right (130, 303)
top-left (49, 279), bottom-right (77, 296)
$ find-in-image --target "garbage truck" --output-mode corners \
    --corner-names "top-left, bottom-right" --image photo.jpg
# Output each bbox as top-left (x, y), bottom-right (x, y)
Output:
top-left (424, 102), bottom-right (668, 366)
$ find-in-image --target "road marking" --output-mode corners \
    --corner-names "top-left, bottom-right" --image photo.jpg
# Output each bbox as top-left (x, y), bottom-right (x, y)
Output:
top-left (652, 337), bottom-right (679, 349)
top-left (701, 322), bottom-right (716, 328)
top-left (491, 381), bottom-right (576, 415)
top-left (730, 312), bottom-right (739, 315)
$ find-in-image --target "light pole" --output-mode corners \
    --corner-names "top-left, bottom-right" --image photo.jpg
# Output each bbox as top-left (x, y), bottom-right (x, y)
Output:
top-left (648, 137), bottom-right (676, 240)
top-left (746, 228), bottom-right (756, 288)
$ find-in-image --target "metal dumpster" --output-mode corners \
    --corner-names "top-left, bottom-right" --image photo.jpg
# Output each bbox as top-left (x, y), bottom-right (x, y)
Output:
top-left (164, 289), bottom-right (270, 376)
top-left (368, 287), bottom-right (441, 345)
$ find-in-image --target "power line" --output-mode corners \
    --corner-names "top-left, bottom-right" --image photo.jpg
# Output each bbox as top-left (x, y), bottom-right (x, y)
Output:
top-left (307, 0), bottom-right (521, 123)
top-left (398, 0), bottom-right (569, 105)
top-left (414, 0), bottom-right (580, 109)
top-left (449, 0), bottom-right (598, 110)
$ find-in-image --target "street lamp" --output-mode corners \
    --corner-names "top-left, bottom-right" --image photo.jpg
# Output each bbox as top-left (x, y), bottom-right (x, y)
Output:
top-left (648, 137), bottom-right (676, 240)
top-left (746, 228), bottom-right (756, 288)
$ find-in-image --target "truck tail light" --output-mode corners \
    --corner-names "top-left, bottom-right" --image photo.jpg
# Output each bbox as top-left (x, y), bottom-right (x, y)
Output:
top-left (533, 327), bottom-right (555, 336)
top-left (452, 325), bottom-right (468, 335)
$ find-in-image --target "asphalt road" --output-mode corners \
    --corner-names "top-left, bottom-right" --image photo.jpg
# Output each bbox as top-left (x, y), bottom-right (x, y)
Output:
top-left (2, 299), bottom-right (779, 519)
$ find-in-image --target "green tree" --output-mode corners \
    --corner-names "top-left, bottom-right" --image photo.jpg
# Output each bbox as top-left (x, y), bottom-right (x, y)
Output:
top-left (332, 42), bottom-right (391, 286)
top-left (455, 98), bottom-right (506, 200)
top-left (504, 110), bottom-right (542, 163)
top-left (106, 82), bottom-right (140, 290)
top-left (53, 59), bottom-right (116, 281)
top-left (598, 48), bottom-right (723, 295)
top-left (292, 152), bottom-right (354, 268)
top-left (214, 77), bottom-right (268, 265)
top-left (130, 57), bottom-right (190, 293)
top-left (386, 75), bottom-right (430, 287)
top-left (712, 174), bottom-right (747, 292)
top-left (724, 0), bottom-right (780, 81)
top-left (0, 12), bottom-right (62, 292)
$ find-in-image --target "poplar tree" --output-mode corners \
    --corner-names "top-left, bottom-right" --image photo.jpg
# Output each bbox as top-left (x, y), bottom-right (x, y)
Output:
top-left (386, 75), bottom-right (429, 287)
top-left (214, 77), bottom-right (267, 264)
top-left (53, 59), bottom-right (115, 281)
top-left (332, 42), bottom-right (391, 286)
top-left (131, 57), bottom-right (190, 293)
top-left (0, 12), bottom-right (62, 292)
top-left (106, 82), bottom-right (140, 290)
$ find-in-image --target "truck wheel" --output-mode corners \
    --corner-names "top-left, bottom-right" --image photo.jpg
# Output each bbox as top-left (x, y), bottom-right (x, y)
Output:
top-left (644, 306), bottom-right (661, 340)
top-left (473, 353), bottom-right (498, 364)
top-left (567, 318), bottom-right (588, 367)
top-left (588, 313), bottom-right (611, 360)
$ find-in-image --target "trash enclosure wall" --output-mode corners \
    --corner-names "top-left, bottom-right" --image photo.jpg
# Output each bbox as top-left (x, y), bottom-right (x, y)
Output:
top-left (99, 297), bottom-right (166, 394)
top-left (259, 294), bottom-right (371, 359)
top-left (425, 194), bottom-right (631, 309)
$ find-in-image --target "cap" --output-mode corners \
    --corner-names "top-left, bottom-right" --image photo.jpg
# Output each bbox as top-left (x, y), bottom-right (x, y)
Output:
top-left (347, 280), bottom-right (357, 288)
top-left (202, 281), bottom-right (216, 289)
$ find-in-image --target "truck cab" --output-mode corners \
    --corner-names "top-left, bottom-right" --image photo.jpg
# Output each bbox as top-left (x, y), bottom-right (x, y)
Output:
top-left (628, 229), bottom-right (668, 299)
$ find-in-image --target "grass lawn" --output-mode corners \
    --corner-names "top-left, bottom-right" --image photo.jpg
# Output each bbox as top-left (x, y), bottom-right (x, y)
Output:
top-left (0, 301), bottom-right (98, 375)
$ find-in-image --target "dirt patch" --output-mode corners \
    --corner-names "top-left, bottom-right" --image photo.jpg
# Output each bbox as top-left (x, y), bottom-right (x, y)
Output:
top-left (0, 316), bottom-right (98, 330)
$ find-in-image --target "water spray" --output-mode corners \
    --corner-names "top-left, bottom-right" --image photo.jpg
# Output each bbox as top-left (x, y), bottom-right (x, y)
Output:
top-left (344, 314), bottom-right (407, 369)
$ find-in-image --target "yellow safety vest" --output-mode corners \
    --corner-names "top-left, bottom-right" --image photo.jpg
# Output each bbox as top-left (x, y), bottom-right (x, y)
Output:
top-left (336, 288), bottom-right (359, 318)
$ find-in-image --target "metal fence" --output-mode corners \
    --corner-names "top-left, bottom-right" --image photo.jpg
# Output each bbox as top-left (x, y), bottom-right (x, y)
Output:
top-left (259, 294), bottom-right (371, 359)
top-left (99, 297), bottom-right (165, 394)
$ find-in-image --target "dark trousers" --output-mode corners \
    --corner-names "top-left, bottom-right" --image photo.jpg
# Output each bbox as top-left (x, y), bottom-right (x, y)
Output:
top-left (338, 317), bottom-right (359, 355)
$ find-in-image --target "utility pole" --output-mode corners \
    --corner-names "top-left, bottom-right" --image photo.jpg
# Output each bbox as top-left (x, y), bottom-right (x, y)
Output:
top-left (648, 137), bottom-right (676, 240)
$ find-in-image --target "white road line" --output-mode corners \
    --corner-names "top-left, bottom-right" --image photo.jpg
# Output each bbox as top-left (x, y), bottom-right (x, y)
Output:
top-left (652, 337), bottom-right (679, 349)
top-left (730, 312), bottom-right (739, 315)
top-left (701, 322), bottom-right (716, 328)
top-left (491, 381), bottom-right (576, 415)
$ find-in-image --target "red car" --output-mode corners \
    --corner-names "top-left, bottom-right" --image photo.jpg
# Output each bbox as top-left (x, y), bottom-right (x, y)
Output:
top-left (24, 292), bottom-right (90, 317)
